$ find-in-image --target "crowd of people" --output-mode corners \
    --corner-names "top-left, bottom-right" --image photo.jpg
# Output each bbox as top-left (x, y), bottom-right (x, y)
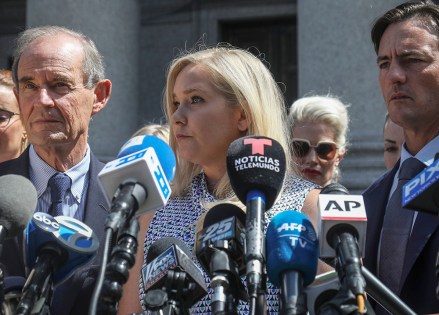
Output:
top-left (0, 1), bottom-right (438, 315)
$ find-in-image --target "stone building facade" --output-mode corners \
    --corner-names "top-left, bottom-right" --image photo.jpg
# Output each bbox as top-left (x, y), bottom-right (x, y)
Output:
top-left (0, 0), bottom-right (406, 192)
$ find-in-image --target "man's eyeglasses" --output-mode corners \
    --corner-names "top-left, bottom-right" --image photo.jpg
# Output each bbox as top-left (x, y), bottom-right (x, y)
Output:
top-left (291, 138), bottom-right (338, 160)
top-left (0, 109), bottom-right (20, 128)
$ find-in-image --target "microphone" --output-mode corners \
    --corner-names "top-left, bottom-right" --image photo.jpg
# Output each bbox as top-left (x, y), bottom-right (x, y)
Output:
top-left (0, 175), bottom-right (36, 313)
top-left (17, 212), bottom-right (99, 315)
top-left (402, 157), bottom-right (439, 215)
top-left (226, 135), bottom-right (286, 308)
top-left (266, 210), bottom-right (319, 315)
top-left (318, 183), bottom-right (366, 299)
top-left (3, 277), bottom-right (26, 315)
top-left (317, 186), bottom-right (416, 314)
top-left (91, 136), bottom-right (176, 314)
top-left (0, 174), bottom-right (36, 243)
top-left (195, 203), bottom-right (247, 314)
top-left (303, 271), bottom-right (340, 315)
top-left (141, 237), bottom-right (208, 313)
top-left (98, 135), bottom-right (176, 231)
top-left (117, 135), bottom-right (176, 183)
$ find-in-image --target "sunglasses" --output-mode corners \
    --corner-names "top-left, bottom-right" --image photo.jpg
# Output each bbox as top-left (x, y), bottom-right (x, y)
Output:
top-left (292, 138), bottom-right (338, 160)
top-left (0, 109), bottom-right (20, 128)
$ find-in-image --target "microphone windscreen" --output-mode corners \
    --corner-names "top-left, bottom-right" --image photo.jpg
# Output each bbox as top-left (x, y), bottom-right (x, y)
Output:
top-left (0, 174), bottom-right (37, 238)
top-left (203, 203), bottom-right (246, 229)
top-left (266, 210), bottom-right (319, 287)
top-left (146, 236), bottom-right (191, 264)
top-left (117, 135), bottom-right (176, 182)
top-left (4, 276), bottom-right (26, 293)
top-left (226, 136), bottom-right (286, 209)
top-left (320, 183), bottom-right (349, 195)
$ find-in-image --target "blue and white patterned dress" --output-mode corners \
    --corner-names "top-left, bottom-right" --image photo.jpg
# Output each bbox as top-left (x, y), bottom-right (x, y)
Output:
top-left (139, 172), bottom-right (317, 314)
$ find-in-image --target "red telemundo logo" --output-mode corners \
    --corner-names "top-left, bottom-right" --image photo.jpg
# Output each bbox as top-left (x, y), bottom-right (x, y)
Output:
top-left (244, 138), bottom-right (272, 155)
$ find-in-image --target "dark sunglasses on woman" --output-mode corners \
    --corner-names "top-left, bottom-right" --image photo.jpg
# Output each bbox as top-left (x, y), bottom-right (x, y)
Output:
top-left (0, 109), bottom-right (19, 128)
top-left (291, 138), bottom-right (338, 160)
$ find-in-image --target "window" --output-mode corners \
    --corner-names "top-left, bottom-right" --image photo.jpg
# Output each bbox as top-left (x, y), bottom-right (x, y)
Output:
top-left (221, 17), bottom-right (297, 106)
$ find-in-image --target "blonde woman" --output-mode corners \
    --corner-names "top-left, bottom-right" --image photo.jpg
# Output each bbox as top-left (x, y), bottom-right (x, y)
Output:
top-left (288, 95), bottom-right (349, 187)
top-left (119, 45), bottom-right (329, 314)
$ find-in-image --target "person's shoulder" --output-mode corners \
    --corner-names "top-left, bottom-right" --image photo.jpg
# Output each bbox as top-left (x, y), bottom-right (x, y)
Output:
top-left (0, 152), bottom-right (29, 176)
top-left (284, 174), bottom-right (319, 191)
top-left (362, 167), bottom-right (395, 197)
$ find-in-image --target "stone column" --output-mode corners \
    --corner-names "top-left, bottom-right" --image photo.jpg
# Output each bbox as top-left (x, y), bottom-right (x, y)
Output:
top-left (297, 0), bottom-right (401, 192)
top-left (26, 0), bottom-right (140, 161)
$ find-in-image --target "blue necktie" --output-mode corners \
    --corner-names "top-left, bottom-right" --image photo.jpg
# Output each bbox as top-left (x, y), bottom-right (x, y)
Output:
top-left (48, 172), bottom-right (71, 217)
top-left (379, 157), bottom-right (425, 294)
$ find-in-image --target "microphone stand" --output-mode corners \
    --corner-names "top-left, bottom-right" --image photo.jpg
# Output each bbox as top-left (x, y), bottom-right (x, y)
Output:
top-left (143, 269), bottom-right (196, 315)
top-left (245, 190), bottom-right (267, 315)
top-left (97, 216), bottom-right (139, 315)
top-left (15, 244), bottom-right (63, 315)
top-left (90, 182), bottom-right (146, 315)
top-left (144, 289), bottom-right (176, 315)
top-left (206, 244), bottom-right (247, 315)
top-left (362, 267), bottom-right (416, 315)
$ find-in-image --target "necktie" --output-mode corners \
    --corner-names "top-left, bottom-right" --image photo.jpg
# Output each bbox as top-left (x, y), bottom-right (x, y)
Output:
top-left (48, 172), bottom-right (71, 217)
top-left (379, 157), bottom-right (425, 294)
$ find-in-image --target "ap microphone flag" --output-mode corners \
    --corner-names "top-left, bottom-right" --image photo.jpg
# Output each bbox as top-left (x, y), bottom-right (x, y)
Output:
top-left (318, 190), bottom-right (367, 258)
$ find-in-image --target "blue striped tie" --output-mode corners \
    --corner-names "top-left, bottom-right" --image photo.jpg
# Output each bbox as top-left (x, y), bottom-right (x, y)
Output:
top-left (378, 157), bottom-right (425, 294)
top-left (48, 172), bottom-right (71, 217)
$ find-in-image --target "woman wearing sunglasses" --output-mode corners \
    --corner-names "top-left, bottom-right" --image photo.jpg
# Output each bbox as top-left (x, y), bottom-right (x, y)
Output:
top-left (0, 69), bottom-right (27, 163)
top-left (288, 95), bottom-right (349, 187)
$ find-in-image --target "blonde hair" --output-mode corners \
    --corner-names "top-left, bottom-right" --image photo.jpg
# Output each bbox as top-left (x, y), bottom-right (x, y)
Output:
top-left (288, 94), bottom-right (350, 152)
top-left (164, 44), bottom-right (293, 197)
top-left (131, 123), bottom-right (170, 144)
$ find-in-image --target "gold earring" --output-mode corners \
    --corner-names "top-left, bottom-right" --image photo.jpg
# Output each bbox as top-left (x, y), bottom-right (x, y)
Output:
top-left (21, 132), bottom-right (28, 153)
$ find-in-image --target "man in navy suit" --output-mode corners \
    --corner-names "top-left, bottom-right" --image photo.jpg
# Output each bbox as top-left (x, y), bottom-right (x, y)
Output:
top-left (0, 26), bottom-right (112, 314)
top-left (363, 1), bottom-right (439, 314)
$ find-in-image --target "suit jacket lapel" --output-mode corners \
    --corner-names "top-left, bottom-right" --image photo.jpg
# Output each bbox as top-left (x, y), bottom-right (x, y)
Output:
top-left (83, 152), bottom-right (109, 244)
top-left (401, 211), bottom-right (439, 285)
top-left (363, 164), bottom-right (398, 273)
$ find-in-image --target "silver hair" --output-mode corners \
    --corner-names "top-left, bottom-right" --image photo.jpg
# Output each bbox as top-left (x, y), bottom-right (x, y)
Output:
top-left (12, 25), bottom-right (105, 89)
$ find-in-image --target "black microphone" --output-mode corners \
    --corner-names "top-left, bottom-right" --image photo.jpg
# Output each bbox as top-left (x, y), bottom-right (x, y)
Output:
top-left (2, 276), bottom-right (26, 315)
top-left (319, 185), bottom-right (417, 315)
top-left (304, 271), bottom-right (340, 315)
top-left (91, 136), bottom-right (177, 314)
top-left (194, 203), bottom-right (248, 314)
top-left (141, 237), bottom-right (208, 314)
top-left (402, 156), bottom-right (439, 215)
top-left (318, 183), bottom-right (366, 299)
top-left (0, 174), bottom-right (36, 244)
top-left (0, 174), bottom-right (36, 312)
top-left (226, 135), bottom-right (286, 310)
top-left (17, 213), bottom-right (99, 315)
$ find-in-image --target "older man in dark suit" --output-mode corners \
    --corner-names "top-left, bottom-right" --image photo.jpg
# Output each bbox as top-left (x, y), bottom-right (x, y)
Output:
top-left (0, 25), bottom-right (111, 314)
top-left (363, 1), bottom-right (439, 314)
